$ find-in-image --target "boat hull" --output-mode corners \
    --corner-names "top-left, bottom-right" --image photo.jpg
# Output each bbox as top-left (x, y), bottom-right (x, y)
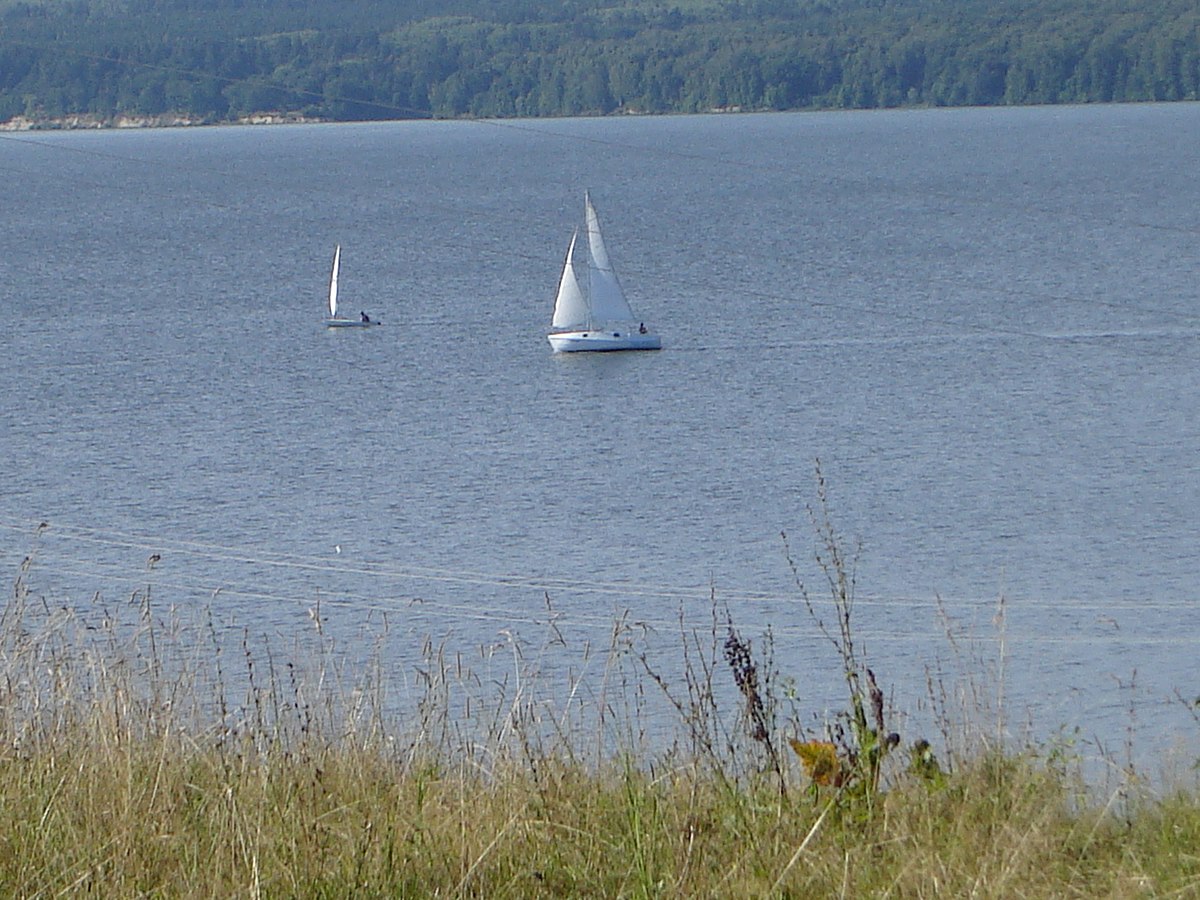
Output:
top-left (326, 318), bottom-right (376, 328)
top-left (548, 329), bottom-right (661, 352)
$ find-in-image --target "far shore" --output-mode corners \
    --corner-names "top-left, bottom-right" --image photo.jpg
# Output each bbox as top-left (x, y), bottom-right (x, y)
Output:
top-left (0, 111), bottom-right (323, 131)
top-left (0, 104), bottom-right (758, 132)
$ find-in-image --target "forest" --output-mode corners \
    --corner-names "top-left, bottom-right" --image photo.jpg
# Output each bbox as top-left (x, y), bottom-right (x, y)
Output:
top-left (1, 0), bottom-right (1199, 123)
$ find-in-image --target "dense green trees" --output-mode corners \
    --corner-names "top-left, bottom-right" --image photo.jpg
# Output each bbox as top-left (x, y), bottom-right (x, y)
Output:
top-left (1, 0), bottom-right (1198, 123)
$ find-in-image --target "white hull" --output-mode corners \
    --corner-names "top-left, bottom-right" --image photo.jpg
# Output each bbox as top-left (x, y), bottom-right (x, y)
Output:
top-left (326, 318), bottom-right (375, 328)
top-left (548, 328), bottom-right (661, 352)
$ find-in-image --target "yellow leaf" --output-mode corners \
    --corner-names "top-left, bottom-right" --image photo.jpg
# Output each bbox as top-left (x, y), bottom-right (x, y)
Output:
top-left (789, 738), bottom-right (843, 787)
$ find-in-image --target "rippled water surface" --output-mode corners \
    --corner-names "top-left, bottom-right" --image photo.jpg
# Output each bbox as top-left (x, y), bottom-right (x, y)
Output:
top-left (3, 104), bottom-right (1200, 769)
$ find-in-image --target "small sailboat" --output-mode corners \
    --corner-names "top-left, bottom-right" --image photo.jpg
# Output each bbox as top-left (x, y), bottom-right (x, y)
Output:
top-left (547, 192), bottom-right (661, 352)
top-left (325, 245), bottom-right (377, 328)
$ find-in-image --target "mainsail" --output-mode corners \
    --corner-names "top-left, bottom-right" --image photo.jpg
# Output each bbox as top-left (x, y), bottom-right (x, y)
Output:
top-left (328, 245), bottom-right (341, 318)
top-left (584, 192), bottom-right (636, 322)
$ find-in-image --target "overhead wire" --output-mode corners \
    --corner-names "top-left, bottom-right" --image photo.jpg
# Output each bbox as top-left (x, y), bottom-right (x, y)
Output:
top-left (4, 518), bottom-right (1199, 648)
top-left (19, 555), bottom-right (1200, 646)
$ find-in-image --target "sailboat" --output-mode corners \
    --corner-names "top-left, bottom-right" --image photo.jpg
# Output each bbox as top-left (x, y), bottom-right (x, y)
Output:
top-left (325, 245), bottom-right (376, 328)
top-left (547, 192), bottom-right (661, 352)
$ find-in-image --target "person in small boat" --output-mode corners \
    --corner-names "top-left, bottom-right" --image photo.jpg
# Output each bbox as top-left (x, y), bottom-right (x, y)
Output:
top-left (360, 311), bottom-right (371, 323)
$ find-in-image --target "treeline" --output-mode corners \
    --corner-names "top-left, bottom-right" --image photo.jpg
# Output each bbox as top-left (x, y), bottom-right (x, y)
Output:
top-left (1, 0), bottom-right (1199, 123)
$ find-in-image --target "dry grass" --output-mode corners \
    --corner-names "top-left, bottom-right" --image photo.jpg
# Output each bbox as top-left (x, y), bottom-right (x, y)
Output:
top-left (2, 542), bottom-right (1199, 897)
top-left (3, 727), bottom-right (1199, 897)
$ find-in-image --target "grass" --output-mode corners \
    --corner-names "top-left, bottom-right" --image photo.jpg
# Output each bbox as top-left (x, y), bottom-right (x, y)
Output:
top-left (4, 725), bottom-right (1199, 896)
top-left (3, 508), bottom-right (1200, 896)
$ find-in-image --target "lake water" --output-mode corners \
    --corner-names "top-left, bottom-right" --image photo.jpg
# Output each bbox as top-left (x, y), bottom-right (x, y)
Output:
top-left (3, 103), bottom-right (1199, 775)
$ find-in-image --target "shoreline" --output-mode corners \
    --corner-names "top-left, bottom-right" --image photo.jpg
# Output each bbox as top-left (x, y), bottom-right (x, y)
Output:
top-left (0, 111), bottom-right (323, 131)
top-left (0, 104), bottom-right (755, 132)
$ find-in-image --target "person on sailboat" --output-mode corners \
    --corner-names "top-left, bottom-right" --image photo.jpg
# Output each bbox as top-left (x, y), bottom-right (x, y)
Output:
top-left (360, 311), bottom-right (371, 323)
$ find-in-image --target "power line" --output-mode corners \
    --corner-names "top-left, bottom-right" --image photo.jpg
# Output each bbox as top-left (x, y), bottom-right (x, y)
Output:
top-left (5, 518), bottom-right (1199, 630)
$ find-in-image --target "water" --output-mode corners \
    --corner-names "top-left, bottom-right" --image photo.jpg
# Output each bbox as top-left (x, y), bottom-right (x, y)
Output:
top-left (3, 104), bottom-right (1200, 773)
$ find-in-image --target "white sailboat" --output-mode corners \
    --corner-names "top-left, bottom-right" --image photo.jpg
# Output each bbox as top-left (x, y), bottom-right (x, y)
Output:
top-left (547, 192), bottom-right (661, 352)
top-left (325, 245), bottom-right (376, 328)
